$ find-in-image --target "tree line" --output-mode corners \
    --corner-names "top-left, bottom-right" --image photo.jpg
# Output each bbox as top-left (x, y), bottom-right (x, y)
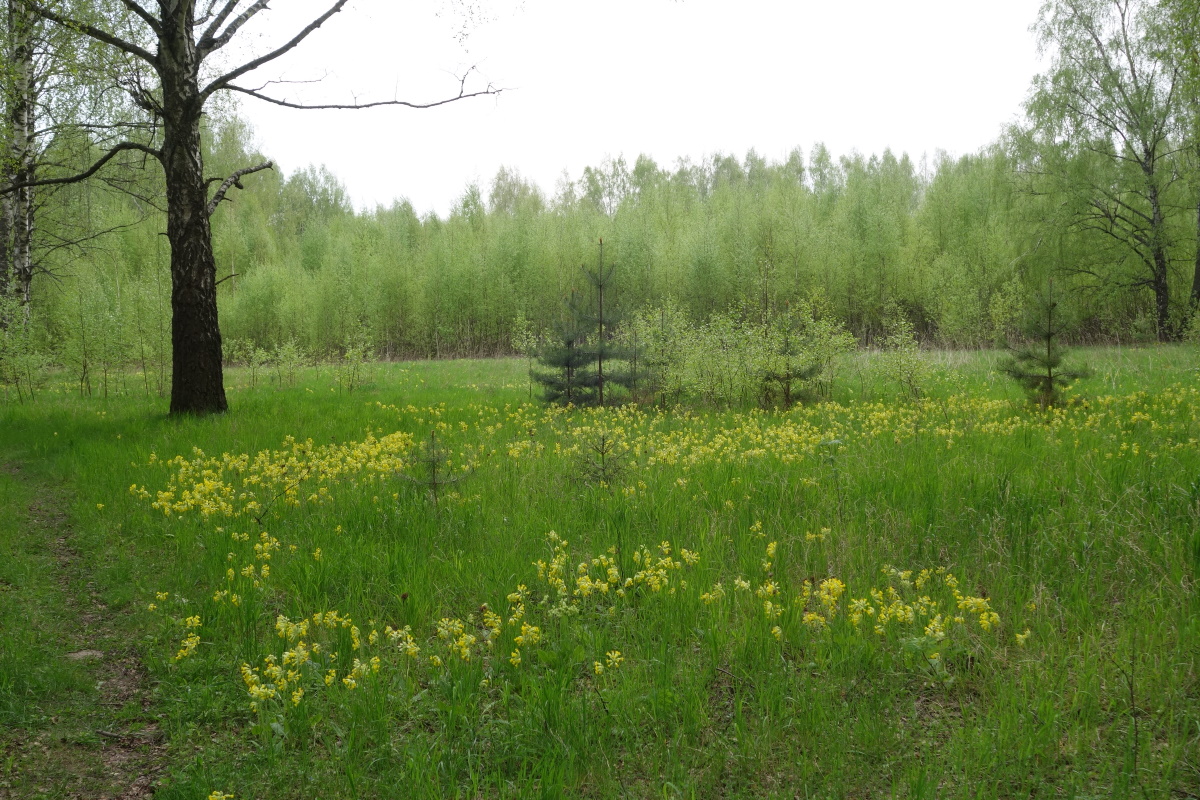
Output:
top-left (1, 0), bottom-right (1198, 407)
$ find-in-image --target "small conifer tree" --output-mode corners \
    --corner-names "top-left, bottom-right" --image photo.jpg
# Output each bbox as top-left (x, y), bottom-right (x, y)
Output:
top-left (579, 238), bottom-right (629, 406)
top-left (538, 239), bottom-right (633, 406)
top-left (537, 289), bottom-right (594, 405)
top-left (1001, 281), bottom-right (1090, 409)
top-left (760, 308), bottom-right (820, 408)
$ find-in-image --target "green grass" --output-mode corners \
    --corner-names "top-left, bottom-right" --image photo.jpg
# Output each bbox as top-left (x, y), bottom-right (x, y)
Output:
top-left (1, 347), bottom-right (1199, 798)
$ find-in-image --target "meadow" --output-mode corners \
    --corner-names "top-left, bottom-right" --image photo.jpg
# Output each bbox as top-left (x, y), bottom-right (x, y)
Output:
top-left (1, 347), bottom-right (1199, 799)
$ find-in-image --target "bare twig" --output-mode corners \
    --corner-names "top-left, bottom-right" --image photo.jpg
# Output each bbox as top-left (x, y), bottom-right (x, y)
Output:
top-left (224, 71), bottom-right (502, 111)
top-left (201, 0), bottom-right (352, 100)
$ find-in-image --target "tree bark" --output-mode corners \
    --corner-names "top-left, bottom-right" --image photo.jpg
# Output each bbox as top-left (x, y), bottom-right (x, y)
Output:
top-left (160, 2), bottom-right (226, 414)
top-left (1146, 180), bottom-right (1173, 341)
top-left (0, 188), bottom-right (10, 308)
top-left (1191, 195), bottom-right (1200, 312)
top-left (6, 0), bottom-right (35, 322)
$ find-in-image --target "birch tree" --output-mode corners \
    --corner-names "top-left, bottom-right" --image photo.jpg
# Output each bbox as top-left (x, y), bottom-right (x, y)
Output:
top-left (1024, 0), bottom-right (1186, 340)
top-left (21, 0), bottom-right (498, 413)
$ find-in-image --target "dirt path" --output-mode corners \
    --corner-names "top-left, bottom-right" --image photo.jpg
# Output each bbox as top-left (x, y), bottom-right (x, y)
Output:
top-left (0, 462), bottom-right (166, 800)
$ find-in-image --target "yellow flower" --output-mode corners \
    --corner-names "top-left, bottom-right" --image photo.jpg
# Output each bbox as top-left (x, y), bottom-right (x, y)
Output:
top-left (174, 632), bottom-right (201, 661)
top-left (593, 661), bottom-right (604, 676)
top-left (605, 650), bottom-right (623, 669)
top-left (700, 582), bottom-right (725, 604)
top-left (509, 649), bottom-right (521, 667)
top-left (514, 622), bottom-right (541, 647)
top-left (1015, 629), bottom-right (1032, 647)
top-left (802, 612), bottom-right (828, 631)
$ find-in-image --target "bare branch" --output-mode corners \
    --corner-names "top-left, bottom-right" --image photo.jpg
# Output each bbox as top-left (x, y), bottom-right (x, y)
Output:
top-left (207, 161), bottom-right (274, 216)
top-left (119, 0), bottom-right (161, 35)
top-left (195, 1), bottom-right (221, 25)
top-left (1, 142), bottom-right (161, 194)
top-left (26, 1), bottom-right (156, 65)
top-left (224, 71), bottom-right (502, 111)
top-left (199, 0), bottom-right (271, 55)
top-left (199, 0), bottom-right (243, 46)
top-left (232, 75), bottom-right (330, 93)
top-left (200, 0), bottom-right (351, 101)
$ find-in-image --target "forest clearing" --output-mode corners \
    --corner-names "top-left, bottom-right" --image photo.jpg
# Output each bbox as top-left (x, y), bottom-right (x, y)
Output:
top-left (1, 348), bottom-right (1198, 798)
top-left (2, 0), bottom-right (1200, 796)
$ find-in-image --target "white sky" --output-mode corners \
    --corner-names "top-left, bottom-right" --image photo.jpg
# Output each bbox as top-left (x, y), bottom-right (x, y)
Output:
top-left (229, 0), bottom-right (1047, 217)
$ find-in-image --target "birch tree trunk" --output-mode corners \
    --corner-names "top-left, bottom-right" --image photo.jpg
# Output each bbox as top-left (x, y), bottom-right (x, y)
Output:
top-left (159, 1), bottom-right (226, 414)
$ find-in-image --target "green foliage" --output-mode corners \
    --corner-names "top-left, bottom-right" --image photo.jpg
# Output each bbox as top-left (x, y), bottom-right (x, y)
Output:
top-left (225, 339), bottom-right (271, 388)
top-left (1001, 283), bottom-right (1091, 408)
top-left (0, 297), bottom-right (48, 402)
top-left (757, 310), bottom-right (819, 408)
top-left (537, 290), bottom-right (596, 406)
top-left (401, 429), bottom-right (465, 507)
top-left (13, 23), bottom-right (1200, 401)
top-left (571, 426), bottom-right (633, 488)
top-left (334, 326), bottom-right (374, 394)
top-left (612, 300), bottom-right (854, 409)
top-left (790, 292), bottom-right (857, 399)
top-left (1023, 0), bottom-right (1189, 341)
top-left (271, 338), bottom-right (307, 389)
top-left (1184, 306), bottom-right (1200, 345)
top-left (56, 271), bottom-right (119, 397)
top-left (20, 118), bottom-right (1197, 371)
top-left (510, 311), bottom-right (544, 400)
top-left (537, 240), bottom-right (633, 406)
top-left (618, 299), bottom-right (691, 406)
top-left (879, 302), bottom-right (931, 400)
top-left (987, 276), bottom-right (1025, 347)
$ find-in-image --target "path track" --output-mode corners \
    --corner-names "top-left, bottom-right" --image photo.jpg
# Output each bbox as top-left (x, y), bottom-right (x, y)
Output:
top-left (0, 462), bottom-right (165, 800)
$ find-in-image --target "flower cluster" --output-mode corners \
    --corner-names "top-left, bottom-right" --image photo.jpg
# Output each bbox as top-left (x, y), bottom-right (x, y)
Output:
top-left (133, 430), bottom-right (416, 518)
